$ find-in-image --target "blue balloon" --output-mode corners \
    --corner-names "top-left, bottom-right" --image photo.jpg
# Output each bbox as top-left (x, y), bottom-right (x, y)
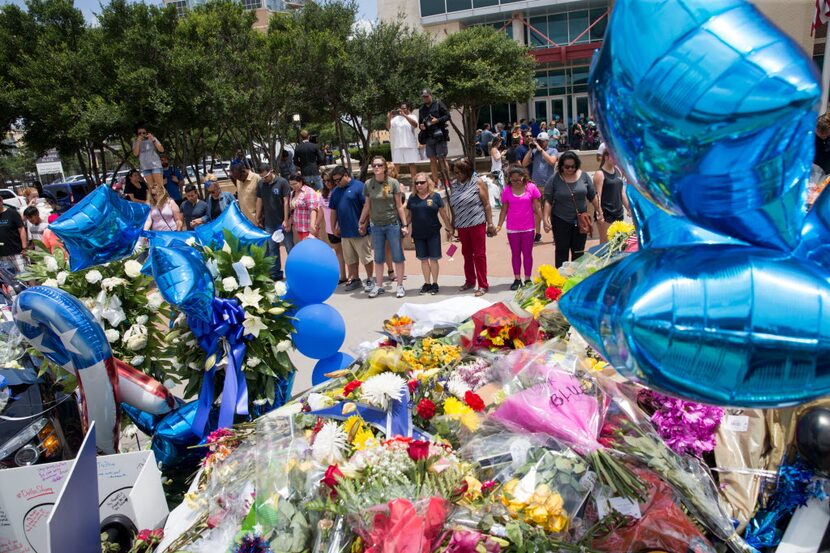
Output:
top-left (590, 0), bottom-right (820, 251)
top-left (194, 201), bottom-right (271, 249)
top-left (312, 352), bottom-right (355, 386)
top-left (285, 239), bottom-right (340, 306)
top-left (142, 230), bottom-right (197, 247)
top-left (149, 243), bottom-right (214, 322)
top-left (292, 303), bottom-right (345, 359)
top-left (796, 188), bottom-right (830, 271)
top-left (50, 185), bottom-right (150, 271)
top-left (123, 400), bottom-right (208, 469)
top-left (559, 245), bottom-right (830, 407)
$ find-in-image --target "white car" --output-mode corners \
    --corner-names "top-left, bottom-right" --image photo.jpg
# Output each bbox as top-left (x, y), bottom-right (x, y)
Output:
top-left (0, 189), bottom-right (26, 214)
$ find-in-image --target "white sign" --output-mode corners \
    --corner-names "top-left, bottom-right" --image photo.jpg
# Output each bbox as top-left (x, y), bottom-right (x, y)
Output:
top-left (35, 162), bottom-right (63, 176)
top-left (0, 449), bottom-right (168, 553)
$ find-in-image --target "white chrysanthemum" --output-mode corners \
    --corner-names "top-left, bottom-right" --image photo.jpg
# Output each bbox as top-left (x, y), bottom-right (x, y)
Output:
top-left (222, 276), bottom-right (239, 292)
top-left (274, 281), bottom-right (287, 297)
top-left (446, 373), bottom-right (472, 399)
top-left (123, 259), bottom-right (143, 278)
top-left (275, 339), bottom-right (292, 352)
top-left (240, 256), bottom-right (255, 269)
top-left (147, 292), bottom-right (163, 310)
top-left (43, 278), bottom-right (58, 287)
top-left (56, 271), bottom-right (68, 285)
top-left (105, 329), bottom-right (120, 343)
top-left (131, 355), bottom-right (145, 366)
top-left (44, 256), bottom-right (59, 272)
top-left (85, 269), bottom-right (103, 284)
top-left (246, 356), bottom-right (262, 368)
top-left (311, 421), bottom-right (347, 465)
top-left (361, 373), bottom-right (405, 410)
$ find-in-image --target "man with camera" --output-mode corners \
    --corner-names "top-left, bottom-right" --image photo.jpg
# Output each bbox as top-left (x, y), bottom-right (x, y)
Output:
top-left (522, 131), bottom-right (559, 242)
top-left (387, 102), bottom-right (419, 186)
top-left (418, 89), bottom-right (451, 185)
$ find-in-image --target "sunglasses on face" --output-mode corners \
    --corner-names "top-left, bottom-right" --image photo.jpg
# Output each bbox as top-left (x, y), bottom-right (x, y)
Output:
top-left (562, 164), bottom-right (576, 170)
top-left (414, 180), bottom-right (427, 185)
top-left (372, 163), bottom-right (385, 168)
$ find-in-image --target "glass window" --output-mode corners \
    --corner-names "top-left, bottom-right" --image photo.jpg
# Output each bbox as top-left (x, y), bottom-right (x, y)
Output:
top-left (473, 0), bottom-right (498, 7)
top-left (446, 0), bottom-right (471, 12)
top-left (242, 0), bottom-right (261, 10)
top-left (534, 100), bottom-right (548, 123)
top-left (549, 69), bottom-right (567, 93)
top-left (589, 8), bottom-right (608, 42)
top-left (548, 13), bottom-right (568, 45)
top-left (528, 16), bottom-right (548, 48)
top-left (420, 0), bottom-right (445, 16)
top-left (568, 10), bottom-right (589, 43)
top-left (571, 66), bottom-right (589, 92)
top-left (491, 103), bottom-right (511, 128)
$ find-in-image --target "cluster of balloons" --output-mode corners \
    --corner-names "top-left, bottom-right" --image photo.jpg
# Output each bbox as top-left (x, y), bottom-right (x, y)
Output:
top-left (281, 239), bottom-right (354, 385)
top-left (559, 0), bottom-right (829, 408)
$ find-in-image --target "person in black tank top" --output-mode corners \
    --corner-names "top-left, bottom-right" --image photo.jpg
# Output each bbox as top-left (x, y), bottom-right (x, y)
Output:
top-left (593, 148), bottom-right (631, 243)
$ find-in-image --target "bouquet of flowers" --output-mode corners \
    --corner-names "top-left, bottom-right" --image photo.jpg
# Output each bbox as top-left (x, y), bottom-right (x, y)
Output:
top-left (462, 302), bottom-right (540, 352)
top-left (23, 245), bottom-right (169, 380)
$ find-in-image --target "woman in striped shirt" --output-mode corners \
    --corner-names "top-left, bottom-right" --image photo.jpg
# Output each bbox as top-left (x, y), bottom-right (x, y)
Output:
top-left (449, 158), bottom-right (496, 296)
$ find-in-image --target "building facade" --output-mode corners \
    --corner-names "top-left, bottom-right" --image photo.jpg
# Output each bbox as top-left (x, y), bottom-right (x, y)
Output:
top-left (163, 0), bottom-right (304, 30)
top-left (379, 0), bottom-right (824, 130)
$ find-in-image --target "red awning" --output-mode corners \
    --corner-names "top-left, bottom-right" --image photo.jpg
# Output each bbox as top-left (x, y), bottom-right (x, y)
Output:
top-left (531, 41), bottom-right (603, 65)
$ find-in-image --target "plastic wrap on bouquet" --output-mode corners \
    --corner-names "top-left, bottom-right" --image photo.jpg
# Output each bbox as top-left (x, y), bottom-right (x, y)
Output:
top-left (461, 301), bottom-right (540, 352)
top-left (350, 497), bottom-right (449, 553)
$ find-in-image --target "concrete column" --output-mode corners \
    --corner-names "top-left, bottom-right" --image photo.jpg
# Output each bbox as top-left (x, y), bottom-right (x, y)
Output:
top-left (511, 12), bottom-right (525, 45)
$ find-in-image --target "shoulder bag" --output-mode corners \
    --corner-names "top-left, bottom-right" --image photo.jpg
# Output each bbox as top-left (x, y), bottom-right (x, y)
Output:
top-left (565, 178), bottom-right (592, 236)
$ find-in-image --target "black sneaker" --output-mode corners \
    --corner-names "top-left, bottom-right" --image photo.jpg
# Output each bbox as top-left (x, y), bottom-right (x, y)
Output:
top-left (419, 283), bottom-right (431, 295)
top-left (534, 233), bottom-right (542, 243)
top-left (344, 279), bottom-right (362, 291)
top-left (430, 283), bottom-right (439, 295)
top-left (510, 279), bottom-right (522, 291)
top-left (524, 280), bottom-right (533, 287)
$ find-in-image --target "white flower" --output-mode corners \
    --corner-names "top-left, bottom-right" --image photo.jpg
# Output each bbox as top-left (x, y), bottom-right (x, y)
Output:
top-left (235, 286), bottom-right (263, 309)
top-left (81, 297), bottom-right (95, 309)
top-left (136, 315), bottom-right (149, 325)
top-left (85, 270), bottom-right (103, 284)
top-left (361, 373), bottom-right (405, 410)
top-left (56, 271), bottom-right (68, 285)
top-left (101, 277), bottom-right (127, 291)
top-left (124, 259), bottom-right (143, 278)
top-left (271, 402), bottom-right (303, 417)
top-left (240, 255), bottom-right (255, 269)
top-left (44, 256), bottom-right (59, 272)
top-left (222, 276), bottom-right (239, 292)
top-left (43, 278), bottom-right (58, 287)
top-left (447, 373), bottom-right (472, 399)
top-left (307, 392), bottom-right (334, 411)
top-left (311, 421), bottom-right (347, 465)
top-left (246, 356), bottom-right (262, 368)
top-left (276, 339), bottom-right (292, 352)
top-left (131, 355), bottom-right (145, 366)
top-left (185, 236), bottom-right (196, 246)
top-left (222, 241), bottom-right (232, 254)
top-left (242, 313), bottom-right (267, 338)
top-left (147, 292), bottom-right (163, 310)
top-left (123, 425), bottom-right (138, 439)
top-left (122, 323), bottom-right (148, 351)
top-left (105, 329), bottom-right (120, 343)
top-left (274, 281), bottom-right (287, 297)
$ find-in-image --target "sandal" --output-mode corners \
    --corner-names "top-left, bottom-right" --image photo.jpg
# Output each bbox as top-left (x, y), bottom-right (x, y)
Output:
top-left (458, 283), bottom-right (475, 292)
top-left (474, 288), bottom-right (488, 297)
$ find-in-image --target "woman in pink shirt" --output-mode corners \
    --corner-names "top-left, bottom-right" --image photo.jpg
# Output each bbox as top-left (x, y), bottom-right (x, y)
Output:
top-left (288, 173), bottom-right (321, 242)
top-left (496, 166), bottom-right (542, 290)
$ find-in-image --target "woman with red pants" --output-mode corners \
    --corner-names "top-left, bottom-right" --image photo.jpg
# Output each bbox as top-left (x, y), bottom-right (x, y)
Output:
top-left (449, 158), bottom-right (495, 296)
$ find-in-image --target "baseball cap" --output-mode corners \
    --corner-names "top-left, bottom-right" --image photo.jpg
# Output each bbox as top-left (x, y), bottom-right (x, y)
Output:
top-left (536, 132), bottom-right (550, 141)
top-left (420, 88), bottom-right (431, 97)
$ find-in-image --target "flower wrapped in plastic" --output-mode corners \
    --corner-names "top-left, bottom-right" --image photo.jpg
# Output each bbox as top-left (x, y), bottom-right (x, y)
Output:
top-left (461, 302), bottom-right (540, 352)
top-left (488, 344), bottom-right (647, 501)
top-left (351, 496), bottom-right (449, 553)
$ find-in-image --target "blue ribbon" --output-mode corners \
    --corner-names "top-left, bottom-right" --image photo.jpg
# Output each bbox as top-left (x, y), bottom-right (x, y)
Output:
top-left (189, 297), bottom-right (250, 437)
top-left (309, 387), bottom-right (430, 440)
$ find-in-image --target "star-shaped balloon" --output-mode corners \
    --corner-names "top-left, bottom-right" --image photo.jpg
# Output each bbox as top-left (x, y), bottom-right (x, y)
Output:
top-left (560, 0), bottom-right (830, 408)
top-left (49, 186), bottom-right (150, 271)
top-left (194, 200), bottom-right (271, 249)
top-left (148, 242), bottom-right (215, 322)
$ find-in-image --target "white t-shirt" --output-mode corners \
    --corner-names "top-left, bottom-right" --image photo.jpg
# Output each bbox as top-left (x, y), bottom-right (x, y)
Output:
top-left (390, 115), bottom-right (418, 150)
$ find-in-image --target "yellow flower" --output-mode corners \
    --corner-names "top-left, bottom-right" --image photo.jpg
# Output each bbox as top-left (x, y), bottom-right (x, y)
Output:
top-left (538, 264), bottom-right (566, 288)
top-left (527, 505), bottom-right (549, 525)
top-left (463, 476), bottom-right (482, 502)
top-left (546, 513), bottom-right (569, 533)
top-left (343, 415), bottom-right (376, 450)
top-left (525, 298), bottom-right (545, 319)
top-left (607, 220), bottom-right (635, 240)
top-left (443, 397), bottom-right (480, 431)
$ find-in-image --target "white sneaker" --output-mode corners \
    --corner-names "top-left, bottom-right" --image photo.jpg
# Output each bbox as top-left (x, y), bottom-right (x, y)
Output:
top-left (396, 285), bottom-right (405, 298)
top-left (363, 278), bottom-right (375, 293)
top-left (368, 285), bottom-right (385, 298)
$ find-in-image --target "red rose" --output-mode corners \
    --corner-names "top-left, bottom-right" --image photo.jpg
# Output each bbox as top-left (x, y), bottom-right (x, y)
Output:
top-left (464, 391), bottom-right (485, 412)
top-left (408, 379), bottom-right (418, 394)
top-left (545, 286), bottom-right (562, 301)
top-left (343, 380), bottom-right (362, 396)
top-left (407, 439), bottom-right (431, 461)
top-left (417, 398), bottom-right (436, 420)
top-left (481, 480), bottom-right (497, 495)
top-left (321, 464), bottom-right (344, 497)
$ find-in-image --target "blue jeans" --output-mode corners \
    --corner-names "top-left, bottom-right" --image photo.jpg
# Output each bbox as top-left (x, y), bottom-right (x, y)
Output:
top-left (303, 175), bottom-right (323, 191)
top-left (370, 223), bottom-right (405, 264)
top-left (265, 225), bottom-right (295, 279)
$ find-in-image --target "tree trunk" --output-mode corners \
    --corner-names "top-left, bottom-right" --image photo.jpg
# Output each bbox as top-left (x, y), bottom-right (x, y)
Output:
top-left (335, 118), bottom-right (352, 177)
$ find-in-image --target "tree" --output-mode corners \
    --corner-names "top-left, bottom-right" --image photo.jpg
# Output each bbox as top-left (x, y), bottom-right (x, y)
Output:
top-left (432, 26), bottom-right (536, 161)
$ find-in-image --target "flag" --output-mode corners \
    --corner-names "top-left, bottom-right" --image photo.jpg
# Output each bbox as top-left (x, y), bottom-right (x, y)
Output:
top-left (814, 0), bottom-right (830, 34)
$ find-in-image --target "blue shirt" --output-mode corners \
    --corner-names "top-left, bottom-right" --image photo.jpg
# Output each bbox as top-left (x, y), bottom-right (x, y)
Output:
top-left (329, 179), bottom-right (365, 238)
top-left (530, 147), bottom-right (559, 188)
top-left (163, 166), bottom-right (184, 202)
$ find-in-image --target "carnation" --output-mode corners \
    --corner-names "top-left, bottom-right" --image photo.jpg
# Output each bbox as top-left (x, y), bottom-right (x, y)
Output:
top-left (123, 259), bottom-right (143, 278)
top-left (240, 255), bottom-right (255, 269)
top-left (222, 276), bottom-right (239, 292)
top-left (638, 389), bottom-right (724, 457)
top-left (360, 372), bottom-right (405, 410)
top-left (416, 398), bottom-right (436, 420)
top-left (44, 256), bottom-right (59, 272)
top-left (105, 329), bottom-right (120, 343)
top-left (274, 281), bottom-right (287, 297)
top-left (56, 271), bottom-right (68, 285)
top-left (85, 270), bottom-right (103, 284)
top-left (464, 391), bottom-right (485, 412)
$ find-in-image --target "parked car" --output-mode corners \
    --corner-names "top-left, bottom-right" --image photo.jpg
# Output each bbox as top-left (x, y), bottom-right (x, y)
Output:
top-left (42, 181), bottom-right (91, 213)
top-left (0, 189), bottom-right (26, 213)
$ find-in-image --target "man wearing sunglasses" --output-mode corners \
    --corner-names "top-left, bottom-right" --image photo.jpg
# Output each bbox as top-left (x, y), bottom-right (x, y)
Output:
top-left (329, 165), bottom-right (375, 292)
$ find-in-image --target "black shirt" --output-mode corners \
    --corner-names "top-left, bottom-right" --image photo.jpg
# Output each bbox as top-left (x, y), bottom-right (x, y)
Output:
top-left (294, 141), bottom-right (325, 177)
top-left (816, 134), bottom-right (830, 174)
top-left (124, 180), bottom-right (148, 202)
top-left (256, 175), bottom-right (291, 227)
top-left (419, 100), bottom-right (450, 143)
top-left (406, 192), bottom-right (444, 239)
top-left (0, 208), bottom-right (24, 256)
top-left (209, 196), bottom-right (222, 220)
top-left (599, 168), bottom-right (625, 220)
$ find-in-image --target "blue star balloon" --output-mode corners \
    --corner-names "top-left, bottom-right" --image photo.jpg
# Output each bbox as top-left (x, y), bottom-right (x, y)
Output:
top-left (49, 185), bottom-right (150, 271)
top-left (591, 0), bottom-right (821, 251)
top-left (142, 229), bottom-right (198, 247)
top-left (194, 200), bottom-right (271, 249)
top-left (148, 242), bottom-right (215, 322)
